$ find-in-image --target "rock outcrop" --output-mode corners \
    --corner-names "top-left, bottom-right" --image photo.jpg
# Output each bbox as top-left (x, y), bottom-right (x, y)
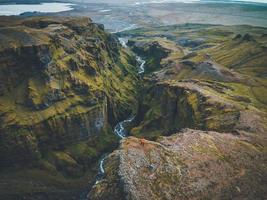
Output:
top-left (89, 129), bottom-right (266, 200)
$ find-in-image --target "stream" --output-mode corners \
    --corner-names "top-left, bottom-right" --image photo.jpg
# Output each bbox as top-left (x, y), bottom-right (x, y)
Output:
top-left (82, 36), bottom-right (145, 199)
top-left (80, 34), bottom-right (147, 200)
top-left (119, 37), bottom-right (146, 74)
top-left (94, 115), bottom-right (135, 185)
top-left (91, 37), bottom-right (145, 189)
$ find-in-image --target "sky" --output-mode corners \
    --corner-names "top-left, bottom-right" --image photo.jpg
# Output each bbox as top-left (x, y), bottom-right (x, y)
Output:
top-left (135, 0), bottom-right (267, 3)
top-left (204, 0), bottom-right (267, 3)
top-left (81, 0), bottom-right (267, 3)
top-left (0, 0), bottom-right (266, 5)
top-left (60, 0), bottom-right (267, 4)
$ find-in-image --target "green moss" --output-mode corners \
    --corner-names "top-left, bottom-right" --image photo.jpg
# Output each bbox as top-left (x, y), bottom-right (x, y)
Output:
top-left (192, 136), bottom-right (225, 160)
top-left (251, 86), bottom-right (267, 105)
top-left (186, 92), bottom-right (202, 124)
top-left (0, 168), bottom-right (95, 199)
top-left (38, 160), bottom-right (58, 174)
top-left (236, 140), bottom-right (266, 153)
top-left (48, 151), bottom-right (78, 167)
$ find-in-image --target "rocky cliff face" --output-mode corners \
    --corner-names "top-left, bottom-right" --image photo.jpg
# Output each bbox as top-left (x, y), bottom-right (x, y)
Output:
top-left (0, 16), bottom-right (139, 198)
top-left (89, 129), bottom-right (266, 200)
top-left (127, 40), bottom-right (171, 73)
top-left (131, 78), bottom-right (266, 139)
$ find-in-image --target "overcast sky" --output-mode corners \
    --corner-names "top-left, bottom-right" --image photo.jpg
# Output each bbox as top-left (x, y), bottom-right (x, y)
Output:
top-left (134, 0), bottom-right (267, 3)
top-left (64, 0), bottom-right (267, 3)
top-left (0, 0), bottom-right (266, 5)
top-left (91, 0), bottom-right (267, 3)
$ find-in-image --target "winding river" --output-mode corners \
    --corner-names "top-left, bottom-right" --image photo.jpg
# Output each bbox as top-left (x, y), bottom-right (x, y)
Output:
top-left (83, 37), bottom-right (144, 199)
top-left (92, 37), bottom-right (145, 188)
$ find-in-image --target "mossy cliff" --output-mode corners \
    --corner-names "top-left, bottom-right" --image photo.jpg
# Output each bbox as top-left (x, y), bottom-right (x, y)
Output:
top-left (127, 39), bottom-right (171, 74)
top-left (123, 24), bottom-right (267, 139)
top-left (0, 16), bottom-right (139, 198)
top-left (132, 78), bottom-right (266, 139)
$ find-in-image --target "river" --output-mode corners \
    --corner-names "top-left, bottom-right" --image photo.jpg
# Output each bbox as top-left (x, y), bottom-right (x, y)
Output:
top-left (79, 34), bottom-right (145, 200)
top-left (87, 37), bottom-right (145, 196)
top-left (93, 115), bottom-right (135, 187)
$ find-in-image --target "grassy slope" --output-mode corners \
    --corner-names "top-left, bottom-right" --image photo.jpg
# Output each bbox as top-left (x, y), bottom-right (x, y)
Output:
top-left (122, 24), bottom-right (267, 138)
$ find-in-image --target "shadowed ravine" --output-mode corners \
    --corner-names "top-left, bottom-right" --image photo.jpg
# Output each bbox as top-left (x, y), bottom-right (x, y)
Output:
top-left (94, 115), bottom-right (135, 185)
top-left (85, 38), bottom-right (146, 199)
top-left (94, 115), bottom-right (135, 184)
top-left (96, 37), bottom-right (145, 178)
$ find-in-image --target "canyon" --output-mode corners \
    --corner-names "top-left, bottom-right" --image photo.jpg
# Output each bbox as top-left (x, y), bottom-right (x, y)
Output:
top-left (88, 24), bottom-right (267, 200)
top-left (0, 16), bottom-right (266, 200)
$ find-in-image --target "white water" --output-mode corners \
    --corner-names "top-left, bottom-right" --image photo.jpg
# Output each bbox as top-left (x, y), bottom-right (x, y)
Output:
top-left (99, 158), bottom-right (105, 174)
top-left (118, 37), bottom-right (146, 74)
top-left (114, 116), bottom-right (136, 138)
top-left (94, 155), bottom-right (106, 184)
top-left (90, 37), bottom-right (145, 193)
top-left (136, 56), bottom-right (146, 74)
top-left (118, 38), bottom-right (128, 48)
top-left (93, 115), bottom-right (135, 187)
top-left (0, 3), bottom-right (74, 16)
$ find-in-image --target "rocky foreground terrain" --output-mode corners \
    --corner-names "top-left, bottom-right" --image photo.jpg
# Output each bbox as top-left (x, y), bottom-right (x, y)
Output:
top-left (0, 17), bottom-right (266, 200)
top-left (90, 129), bottom-right (266, 200)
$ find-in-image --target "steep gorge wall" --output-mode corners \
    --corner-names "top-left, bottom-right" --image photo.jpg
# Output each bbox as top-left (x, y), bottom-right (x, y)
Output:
top-left (127, 40), bottom-right (170, 73)
top-left (0, 17), bottom-right (138, 169)
top-left (0, 44), bottom-right (51, 87)
top-left (132, 79), bottom-right (263, 139)
top-left (0, 101), bottom-right (108, 168)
